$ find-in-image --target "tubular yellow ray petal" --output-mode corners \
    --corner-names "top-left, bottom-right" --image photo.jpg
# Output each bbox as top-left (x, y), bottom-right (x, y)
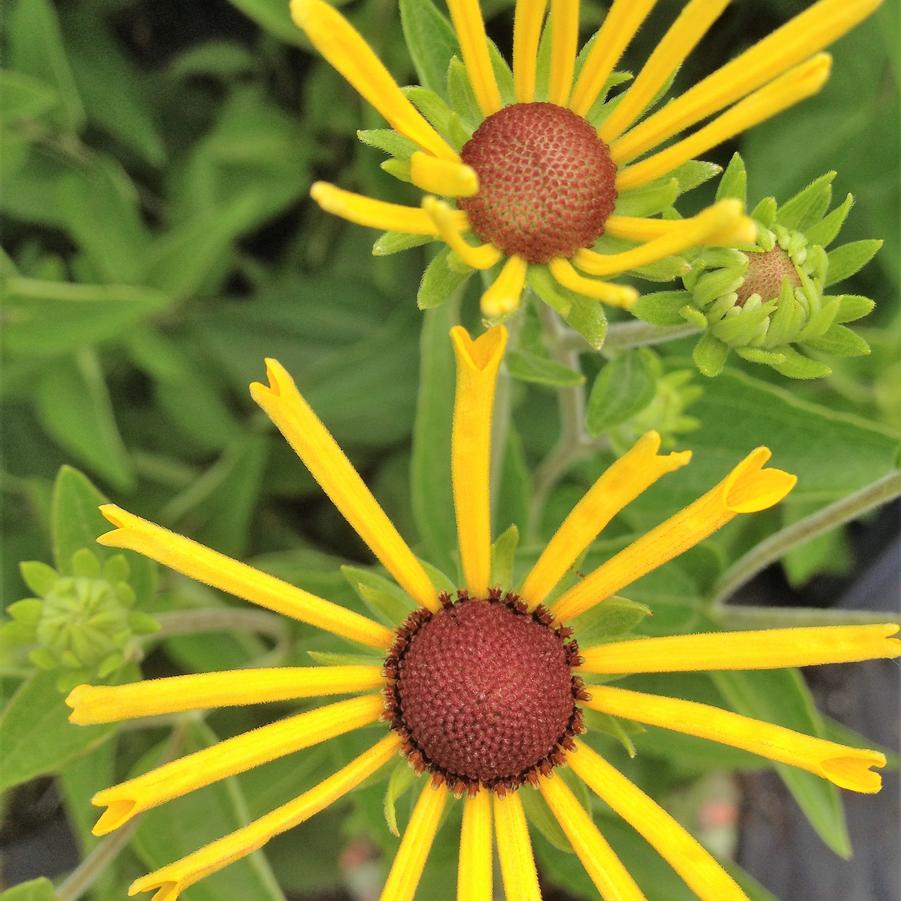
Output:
top-left (604, 215), bottom-right (687, 242)
top-left (66, 666), bottom-right (386, 725)
top-left (423, 197), bottom-right (502, 270)
top-left (579, 625), bottom-right (901, 675)
top-left (97, 506), bottom-right (393, 649)
top-left (521, 432), bottom-right (691, 607)
top-left (615, 55), bottom-right (832, 191)
top-left (480, 254), bottom-right (529, 318)
top-left (548, 257), bottom-right (638, 308)
top-left (290, 0), bottom-right (457, 161)
top-left (312, 182), bottom-right (442, 236)
top-left (446, 0), bottom-right (503, 116)
top-left (573, 200), bottom-right (752, 276)
top-left (493, 792), bottom-right (542, 901)
top-left (613, 0), bottom-right (884, 163)
top-left (128, 734), bottom-right (400, 901)
top-left (410, 153), bottom-right (479, 198)
top-left (513, 0), bottom-right (549, 102)
top-left (568, 741), bottom-right (749, 901)
top-left (585, 686), bottom-right (887, 793)
top-left (251, 360), bottom-right (440, 613)
top-left (539, 776), bottom-right (646, 900)
top-left (599, 0), bottom-right (731, 143)
top-left (92, 695), bottom-right (384, 836)
top-left (568, 0), bottom-right (659, 116)
top-left (450, 325), bottom-right (508, 597)
top-left (548, 0), bottom-right (580, 106)
top-left (551, 448), bottom-right (796, 623)
top-left (458, 792), bottom-right (492, 901)
top-left (381, 783), bottom-right (448, 901)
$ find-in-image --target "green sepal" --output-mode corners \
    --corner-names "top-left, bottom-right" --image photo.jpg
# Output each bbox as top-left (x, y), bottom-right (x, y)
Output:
top-left (632, 290), bottom-right (693, 326)
top-left (490, 524), bottom-right (519, 590)
top-left (417, 247), bottom-right (473, 310)
top-left (711, 302), bottom-right (774, 346)
top-left (825, 240), bottom-right (883, 286)
top-left (670, 160), bottom-right (722, 194)
top-left (568, 596), bottom-right (652, 646)
top-left (403, 86), bottom-right (471, 148)
top-left (803, 324), bottom-right (871, 358)
top-left (692, 332), bottom-right (730, 377)
top-left (507, 350), bottom-right (584, 387)
top-left (29, 647), bottom-right (59, 670)
top-left (447, 56), bottom-right (482, 128)
top-left (19, 561), bottom-right (59, 598)
top-left (102, 554), bottom-right (129, 582)
top-left (806, 193), bottom-right (854, 248)
top-left (627, 255), bottom-right (690, 282)
top-left (775, 171), bottom-right (836, 231)
top-left (419, 559), bottom-right (457, 595)
top-left (716, 153), bottom-right (747, 204)
top-left (7, 599), bottom-right (44, 627)
top-left (527, 265), bottom-right (607, 349)
top-left (342, 565), bottom-right (416, 626)
top-left (586, 349), bottom-right (657, 434)
top-left (399, 0), bottom-right (459, 98)
top-left (582, 709), bottom-right (643, 758)
top-left (832, 294), bottom-right (875, 323)
top-left (307, 650), bottom-right (385, 667)
top-left (750, 196), bottom-right (777, 228)
top-left (380, 158), bottom-right (411, 183)
top-left (768, 346), bottom-right (832, 379)
top-left (764, 287), bottom-right (806, 346)
top-left (71, 548), bottom-right (101, 578)
top-left (519, 784), bottom-right (573, 853)
top-left (692, 267), bottom-right (745, 306)
top-left (373, 232), bottom-right (433, 257)
top-left (128, 611), bottom-right (161, 635)
top-left (734, 346), bottom-right (787, 367)
top-left (356, 129), bottom-right (417, 160)
top-left (679, 304), bottom-right (709, 330)
top-left (613, 177), bottom-right (679, 217)
top-left (383, 760), bottom-right (417, 837)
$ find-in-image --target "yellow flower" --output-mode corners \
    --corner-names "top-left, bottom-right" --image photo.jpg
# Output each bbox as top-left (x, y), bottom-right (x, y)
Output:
top-left (66, 326), bottom-right (899, 901)
top-left (292, 0), bottom-right (881, 318)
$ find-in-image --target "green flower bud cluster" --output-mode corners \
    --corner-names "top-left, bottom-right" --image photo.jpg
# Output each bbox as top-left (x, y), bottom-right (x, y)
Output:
top-left (2, 549), bottom-right (159, 691)
top-left (633, 154), bottom-right (880, 379)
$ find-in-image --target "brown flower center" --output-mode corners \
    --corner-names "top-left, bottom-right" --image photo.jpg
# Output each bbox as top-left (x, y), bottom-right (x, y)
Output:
top-left (383, 591), bottom-right (586, 795)
top-left (736, 247), bottom-right (801, 305)
top-left (459, 102), bottom-right (617, 264)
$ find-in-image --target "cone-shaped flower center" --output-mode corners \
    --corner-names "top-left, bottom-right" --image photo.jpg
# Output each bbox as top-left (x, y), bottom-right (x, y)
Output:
top-left (737, 246), bottom-right (801, 305)
top-left (459, 102), bottom-right (617, 264)
top-left (385, 592), bottom-right (584, 794)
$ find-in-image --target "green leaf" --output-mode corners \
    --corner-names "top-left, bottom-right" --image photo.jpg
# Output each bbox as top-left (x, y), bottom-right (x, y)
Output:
top-left (825, 239), bottom-right (883, 286)
top-left (400, 0), bottom-right (459, 97)
top-left (225, 0), bottom-right (305, 46)
top-left (713, 669), bottom-right (852, 857)
top-left (35, 350), bottom-right (135, 491)
top-left (832, 294), bottom-right (875, 323)
top-left (496, 426), bottom-right (530, 539)
top-left (716, 153), bottom-right (747, 204)
top-left (569, 596), bottom-right (653, 646)
top-left (342, 565), bottom-right (416, 626)
top-left (632, 290), bottom-right (693, 327)
top-left (776, 171), bottom-right (836, 231)
top-left (0, 670), bottom-right (115, 791)
top-left (0, 70), bottom-right (59, 125)
top-left (803, 323), bottom-right (871, 358)
top-left (418, 246), bottom-right (474, 309)
top-left (582, 709), bottom-right (641, 758)
top-left (806, 193), bottom-right (854, 248)
top-left (0, 878), bottom-right (58, 901)
top-left (527, 265), bottom-right (608, 349)
top-left (491, 524), bottom-right (519, 589)
top-left (384, 761), bottom-right (418, 837)
top-left (519, 782), bottom-right (572, 853)
top-left (586, 349), bottom-right (657, 434)
top-left (692, 332), bottom-right (730, 377)
top-left (357, 129), bottom-right (418, 160)
top-left (506, 349), bottom-right (584, 387)
top-left (769, 345), bottom-right (832, 380)
top-left (373, 231), bottom-right (434, 256)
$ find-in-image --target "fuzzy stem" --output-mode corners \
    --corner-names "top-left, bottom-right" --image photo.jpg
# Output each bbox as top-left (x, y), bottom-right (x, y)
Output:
top-left (562, 320), bottom-right (699, 354)
top-left (55, 818), bottom-right (140, 901)
top-left (714, 604), bottom-right (899, 630)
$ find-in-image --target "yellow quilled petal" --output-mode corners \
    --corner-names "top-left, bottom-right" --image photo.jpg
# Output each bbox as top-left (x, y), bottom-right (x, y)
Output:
top-left (410, 152), bottom-right (479, 197)
top-left (458, 791), bottom-right (492, 901)
top-left (568, 740), bottom-right (749, 901)
top-left (579, 624), bottom-right (901, 675)
top-left (493, 792), bottom-right (542, 901)
top-left (251, 359), bottom-right (440, 613)
top-left (548, 257), bottom-right (638, 308)
top-left (539, 775), bottom-right (647, 900)
top-left (551, 447), bottom-right (796, 623)
top-left (451, 325), bottom-right (508, 597)
top-left (92, 694), bottom-right (384, 836)
top-left (568, 0), bottom-right (659, 117)
top-left (423, 197), bottom-right (502, 270)
top-left (66, 666), bottom-right (386, 725)
top-left (605, 214), bottom-right (755, 245)
top-left (612, 0), bottom-right (883, 163)
top-left (548, 0), bottom-right (580, 107)
top-left (97, 505), bottom-right (393, 650)
top-left (381, 783), bottom-right (448, 901)
top-left (128, 733), bottom-right (400, 901)
top-left (599, 0), bottom-right (731, 143)
top-left (446, 0), bottom-right (503, 116)
top-left (481, 255), bottom-right (529, 318)
top-left (290, 0), bottom-right (457, 161)
top-left (586, 686), bottom-right (887, 793)
top-left (513, 0), bottom-right (549, 103)
top-left (615, 55), bottom-right (832, 191)
top-left (521, 431), bottom-right (691, 607)
top-left (573, 200), bottom-right (754, 277)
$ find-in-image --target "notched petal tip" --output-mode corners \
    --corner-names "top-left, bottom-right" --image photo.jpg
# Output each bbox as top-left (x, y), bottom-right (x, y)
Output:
top-left (65, 684), bottom-right (91, 722)
top-left (91, 796), bottom-right (138, 836)
top-left (129, 876), bottom-right (181, 901)
top-left (822, 750), bottom-right (886, 794)
top-left (721, 447), bottom-right (796, 513)
top-left (98, 503), bottom-right (127, 529)
top-left (450, 324), bottom-right (509, 372)
top-left (250, 358), bottom-right (291, 404)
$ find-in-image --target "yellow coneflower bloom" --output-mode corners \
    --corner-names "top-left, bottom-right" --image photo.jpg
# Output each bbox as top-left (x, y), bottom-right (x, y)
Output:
top-left (292, 0), bottom-right (881, 317)
top-left (67, 326), bottom-right (898, 900)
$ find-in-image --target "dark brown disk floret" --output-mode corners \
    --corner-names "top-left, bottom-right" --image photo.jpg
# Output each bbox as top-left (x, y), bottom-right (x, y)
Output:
top-left (383, 589), bottom-right (585, 795)
top-left (459, 102), bottom-right (617, 264)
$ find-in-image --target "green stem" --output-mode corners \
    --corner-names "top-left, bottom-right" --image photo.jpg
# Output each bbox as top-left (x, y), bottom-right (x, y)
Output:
top-left (562, 320), bottom-right (699, 354)
top-left (56, 818), bottom-right (140, 901)
top-left (714, 605), bottom-right (899, 630)
top-left (709, 470), bottom-right (901, 607)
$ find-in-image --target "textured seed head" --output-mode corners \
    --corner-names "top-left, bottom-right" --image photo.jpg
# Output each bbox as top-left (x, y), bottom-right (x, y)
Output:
top-left (737, 247), bottom-right (801, 305)
top-left (389, 596), bottom-right (577, 791)
top-left (459, 102), bottom-right (617, 264)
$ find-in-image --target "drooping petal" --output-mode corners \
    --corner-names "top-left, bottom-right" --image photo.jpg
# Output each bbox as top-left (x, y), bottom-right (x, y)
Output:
top-left (410, 153), bottom-right (479, 197)
top-left (599, 0), bottom-right (731, 142)
top-left (539, 775), bottom-right (646, 900)
top-left (128, 734), bottom-right (400, 901)
top-left (568, 740), bottom-right (749, 901)
top-left (290, 0), bottom-right (457, 160)
top-left (513, 0), bottom-right (549, 103)
top-left (604, 214), bottom-right (736, 243)
top-left (97, 506), bottom-right (393, 649)
top-left (585, 686), bottom-right (887, 793)
top-left (579, 625), bottom-right (901, 675)
top-left (451, 325), bottom-right (508, 597)
top-left (548, 0), bottom-right (580, 106)
top-left (458, 792), bottom-right (492, 901)
top-left (493, 792), bottom-right (542, 901)
top-left (569, 0), bottom-right (659, 116)
top-left (446, 0), bottom-right (503, 116)
top-left (66, 666), bottom-right (386, 724)
top-left (521, 432), bottom-right (691, 608)
top-left (251, 359), bottom-right (440, 613)
top-left (381, 783), bottom-right (449, 901)
top-left (423, 197), bottom-right (502, 270)
top-left (92, 695), bottom-right (385, 836)
top-left (551, 448), bottom-right (796, 623)
top-left (548, 257), bottom-right (638, 308)
top-left (612, 0), bottom-right (883, 163)
top-left (616, 55), bottom-right (832, 191)
top-left (481, 255), bottom-right (529, 318)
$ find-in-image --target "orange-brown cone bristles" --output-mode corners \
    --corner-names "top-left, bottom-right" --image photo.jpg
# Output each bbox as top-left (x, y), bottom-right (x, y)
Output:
top-left (737, 246), bottom-right (802, 304)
